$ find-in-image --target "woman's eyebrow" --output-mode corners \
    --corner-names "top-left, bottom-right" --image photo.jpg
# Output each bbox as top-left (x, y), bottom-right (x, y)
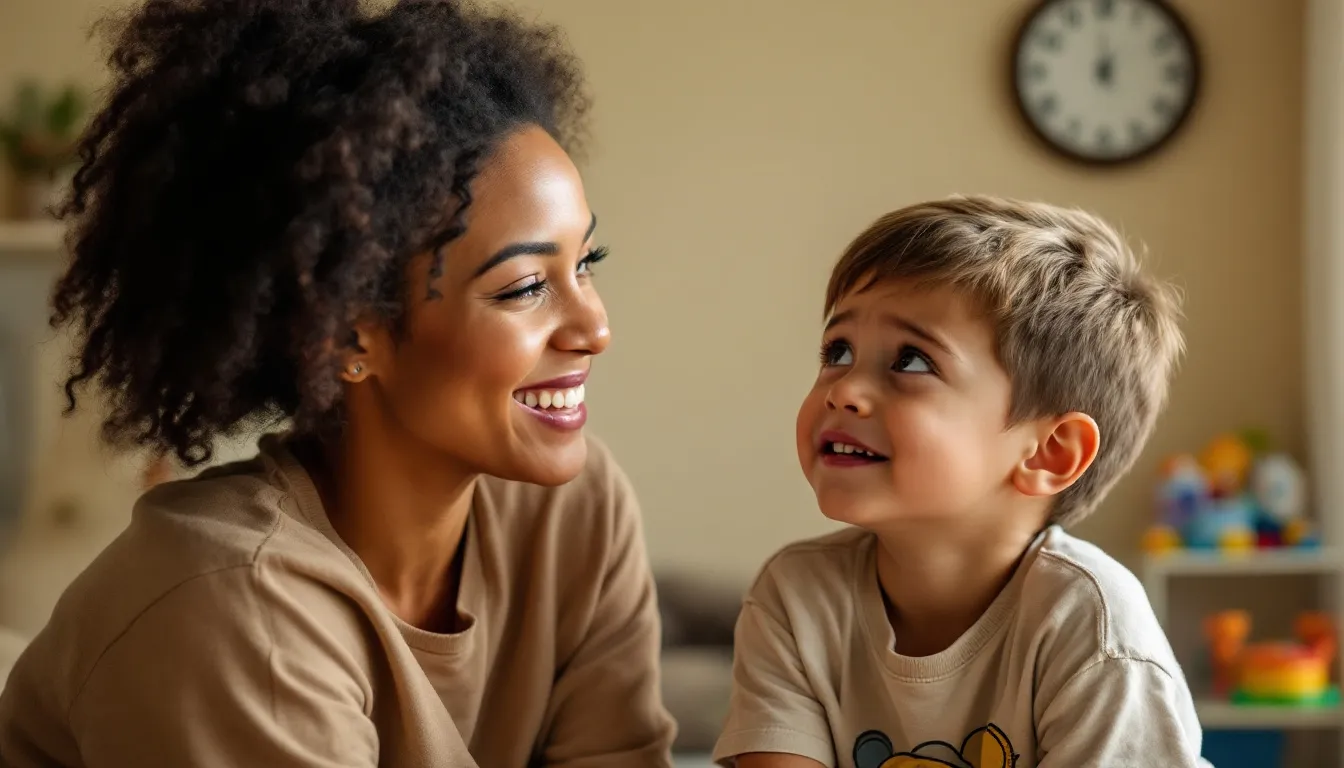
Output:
top-left (473, 213), bottom-right (597, 278)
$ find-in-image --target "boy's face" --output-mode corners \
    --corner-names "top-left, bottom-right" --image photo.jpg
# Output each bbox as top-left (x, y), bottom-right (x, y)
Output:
top-left (796, 278), bottom-right (1035, 529)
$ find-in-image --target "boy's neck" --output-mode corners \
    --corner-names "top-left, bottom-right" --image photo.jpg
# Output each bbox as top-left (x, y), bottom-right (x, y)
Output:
top-left (872, 517), bottom-right (1045, 658)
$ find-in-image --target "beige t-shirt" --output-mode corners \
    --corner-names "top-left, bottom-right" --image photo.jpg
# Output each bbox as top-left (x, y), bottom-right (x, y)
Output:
top-left (0, 434), bottom-right (675, 767)
top-left (713, 526), bottom-right (1209, 768)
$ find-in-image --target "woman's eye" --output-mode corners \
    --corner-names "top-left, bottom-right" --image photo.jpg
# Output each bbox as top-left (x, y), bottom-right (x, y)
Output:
top-left (493, 279), bottom-right (546, 302)
top-left (820, 340), bottom-right (854, 366)
top-left (577, 245), bottom-right (610, 276)
top-left (895, 346), bottom-right (933, 374)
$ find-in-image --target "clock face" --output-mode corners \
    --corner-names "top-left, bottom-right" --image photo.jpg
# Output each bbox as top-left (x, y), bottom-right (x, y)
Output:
top-left (1012, 0), bottom-right (1200, 164)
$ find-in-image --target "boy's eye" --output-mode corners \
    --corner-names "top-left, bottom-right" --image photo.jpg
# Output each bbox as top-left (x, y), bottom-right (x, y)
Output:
top-left (895, 346), bottom-right (933, 374)
top-left (820, 339), bottom-right (854, 366)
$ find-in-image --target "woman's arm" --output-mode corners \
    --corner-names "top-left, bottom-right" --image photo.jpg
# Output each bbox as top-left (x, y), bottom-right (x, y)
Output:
top-left (537, 448), bottom-right (676, 767)
top-left (67, 565), bottom-right (379, 767)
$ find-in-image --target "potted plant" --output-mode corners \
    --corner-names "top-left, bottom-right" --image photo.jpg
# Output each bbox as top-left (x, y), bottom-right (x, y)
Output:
top-left (0, 80), bottom-right (86, 220)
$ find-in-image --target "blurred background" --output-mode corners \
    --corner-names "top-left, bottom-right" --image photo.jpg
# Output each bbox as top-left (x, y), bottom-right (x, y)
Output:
top-left (0, 1), bottom-right (1340, 766)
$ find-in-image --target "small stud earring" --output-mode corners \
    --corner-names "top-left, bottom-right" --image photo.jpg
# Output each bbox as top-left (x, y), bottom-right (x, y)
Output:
top-left (350, 363), bottom-right (364, 376)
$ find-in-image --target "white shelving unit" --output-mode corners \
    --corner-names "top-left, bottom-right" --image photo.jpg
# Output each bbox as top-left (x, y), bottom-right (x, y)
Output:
top-left (1141, 548), bottom-right (1344, 738)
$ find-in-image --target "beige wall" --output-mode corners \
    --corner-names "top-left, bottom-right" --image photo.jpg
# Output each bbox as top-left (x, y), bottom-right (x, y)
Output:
top-left (0, 1), bottom-right (1305, 585)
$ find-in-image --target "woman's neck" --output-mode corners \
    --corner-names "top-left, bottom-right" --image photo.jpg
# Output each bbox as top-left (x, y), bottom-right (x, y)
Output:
top-left (298, 418), bottom-right (478, 632)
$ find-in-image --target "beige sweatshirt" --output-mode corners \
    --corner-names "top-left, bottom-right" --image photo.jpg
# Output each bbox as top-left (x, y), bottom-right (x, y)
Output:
top-left (0, 434), bottom-right (675, 767)
top-left (714, 526), bottom-right (1209, 768)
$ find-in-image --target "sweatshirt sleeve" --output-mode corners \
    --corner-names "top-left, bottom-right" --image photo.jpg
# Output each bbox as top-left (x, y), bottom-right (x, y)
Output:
top-left (68, 564), bottom-right (380, 767)
top-left (537, 442), bottom-right (677, 767)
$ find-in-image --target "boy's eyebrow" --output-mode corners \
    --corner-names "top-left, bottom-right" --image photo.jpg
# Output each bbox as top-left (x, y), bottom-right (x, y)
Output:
top-left (825, 309), bottom-right (961, 360)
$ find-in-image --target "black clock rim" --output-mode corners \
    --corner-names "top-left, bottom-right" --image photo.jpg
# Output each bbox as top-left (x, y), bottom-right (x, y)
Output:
top-left (1009, 0), bottom-right (1202, 167)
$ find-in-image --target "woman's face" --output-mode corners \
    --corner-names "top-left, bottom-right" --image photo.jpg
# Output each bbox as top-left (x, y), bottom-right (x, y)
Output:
top-left (347, 125), bottom-right (610, 486)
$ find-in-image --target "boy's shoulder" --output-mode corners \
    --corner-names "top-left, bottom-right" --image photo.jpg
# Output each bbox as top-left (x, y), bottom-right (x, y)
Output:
top-left (756, 525), bottom-right (872, 581)
top-left (1022, 526), bottom-right (1179, 674)
top-left (745, 526), bottom-right (873, 624)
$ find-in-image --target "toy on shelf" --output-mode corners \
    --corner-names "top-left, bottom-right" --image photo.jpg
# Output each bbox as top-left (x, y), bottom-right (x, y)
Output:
top-left (1203, 611), bottom-right (1340, 707)
top-left (1142, 431), bottom-right (1317, 555)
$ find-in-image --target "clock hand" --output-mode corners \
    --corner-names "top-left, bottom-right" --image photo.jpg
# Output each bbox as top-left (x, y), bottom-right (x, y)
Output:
top-left (1095, 34), bottom-right (1115, 87)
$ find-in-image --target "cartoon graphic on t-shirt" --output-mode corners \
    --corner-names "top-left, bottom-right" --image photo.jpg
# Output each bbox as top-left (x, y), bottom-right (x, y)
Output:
top-left (853, 724), bottom-right (1018, 768)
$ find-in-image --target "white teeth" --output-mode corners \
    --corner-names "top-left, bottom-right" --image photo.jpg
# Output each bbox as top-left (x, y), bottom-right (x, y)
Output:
top-left (516, 384), bottom-right (586, 411)
top-left (830, 442), bottom-right (880, 458)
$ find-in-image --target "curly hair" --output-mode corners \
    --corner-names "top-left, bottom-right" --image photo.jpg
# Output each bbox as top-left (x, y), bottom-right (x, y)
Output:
top-left (49, 0), bottom-right (591, 465)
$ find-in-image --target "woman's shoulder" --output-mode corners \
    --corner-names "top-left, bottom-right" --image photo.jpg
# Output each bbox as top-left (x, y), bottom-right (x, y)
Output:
top-left (10, 456), bottom-right (374, 717)
top-left (117, 452), bottom-right (347, 580)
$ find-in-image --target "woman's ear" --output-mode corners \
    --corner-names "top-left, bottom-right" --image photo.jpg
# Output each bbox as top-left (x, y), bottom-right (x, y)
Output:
top-left (338, 322), bottom-right (385, 384)
top-left (1011, 412), bottom-right (1101, 499)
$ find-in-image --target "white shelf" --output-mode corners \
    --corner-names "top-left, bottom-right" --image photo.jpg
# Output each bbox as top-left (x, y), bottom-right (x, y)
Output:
top-left (1198, 699), bottom-right (1344, 730)
top-left (1143, 547), bottom-right (1344, 578)
top-left (1143, 547), bottom-right (1344, 738)
top-left (0, 220), bottom-right (64, 256)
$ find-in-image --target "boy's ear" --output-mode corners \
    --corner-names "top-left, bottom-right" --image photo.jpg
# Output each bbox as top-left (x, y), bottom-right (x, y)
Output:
top-left (1012, 412), bottom-right (1101, 499)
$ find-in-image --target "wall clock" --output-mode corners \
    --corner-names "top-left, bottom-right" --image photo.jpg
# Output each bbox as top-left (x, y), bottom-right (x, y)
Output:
top-left (1011, 0), bottom-right (1201, 165)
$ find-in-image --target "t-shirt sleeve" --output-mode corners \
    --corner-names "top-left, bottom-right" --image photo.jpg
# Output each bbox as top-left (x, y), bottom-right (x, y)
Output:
top-left (538, 443), bottom-right (677, 767)
top-left (68, 563), bottom-right (379, 767)
top-left (1037, 656), bottom-right (1208, 768)
top-left (712, 566), bottom-right (834, 767)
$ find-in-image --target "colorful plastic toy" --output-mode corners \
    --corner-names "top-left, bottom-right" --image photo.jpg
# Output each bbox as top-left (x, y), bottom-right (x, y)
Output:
top-left (1143, 432), bottom-right (1314, 554)
top-left (1204, 611), bottom-right (1339, 707)
top-left (1251, 452), bottom-right (1312, 546)
top-left (1201, 434), bottom-right (1254, 498)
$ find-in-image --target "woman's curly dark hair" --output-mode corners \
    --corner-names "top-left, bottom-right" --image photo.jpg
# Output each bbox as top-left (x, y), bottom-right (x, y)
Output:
top-left (49, 0), bottom-right (591, 465)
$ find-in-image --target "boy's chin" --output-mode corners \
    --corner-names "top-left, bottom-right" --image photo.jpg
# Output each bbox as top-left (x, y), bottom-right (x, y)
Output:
top-left (815, 489), bottom-right (906, 528)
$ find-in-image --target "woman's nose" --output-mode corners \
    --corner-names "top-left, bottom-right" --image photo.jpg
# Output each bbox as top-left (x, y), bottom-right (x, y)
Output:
top-left (553, 290), bottom-right (611, 356)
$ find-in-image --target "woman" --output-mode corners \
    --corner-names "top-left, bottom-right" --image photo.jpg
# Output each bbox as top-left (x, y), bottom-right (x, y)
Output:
top-left (0, 1), bottom-right (675, 765)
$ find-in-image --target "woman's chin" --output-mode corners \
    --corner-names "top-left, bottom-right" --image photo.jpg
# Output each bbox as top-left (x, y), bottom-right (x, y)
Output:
top-left (503, 439), bottom-right (589, 487)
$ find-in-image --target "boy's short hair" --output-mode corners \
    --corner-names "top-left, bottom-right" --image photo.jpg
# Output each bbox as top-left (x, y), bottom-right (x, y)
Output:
top-left (826, 195), bottom-right (1184, 525)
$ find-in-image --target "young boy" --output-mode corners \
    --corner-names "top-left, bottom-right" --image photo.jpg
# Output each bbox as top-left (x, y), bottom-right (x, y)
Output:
top-left (713, 196), bottom-right (1206, 768)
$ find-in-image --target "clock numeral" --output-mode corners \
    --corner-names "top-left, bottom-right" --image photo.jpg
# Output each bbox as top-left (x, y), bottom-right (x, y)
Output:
top-left (1164, 62), bottom-right (1188, 84)
top-left (1037, 94), bottom-right (1060, 117)
top-left (1096, 0), bottom-right (1115, 18)
top-left (1129, 120), bottom-right (1147, 142)
top-left (1154, 30), bottom-right (1176, 53)
top-left (1066, 118), bottom-right (1083, 138)
top-left (1096, 126), bottom-right (1114, 150)
top-left (1152, 96), bottom-right (1175, 118)
top-left (1062, 6), bottom-right (1081, 27)
top-left (1036, 30), bottom-right (1063, 51)
top-left (1025, 61), bottom-right (1049, 81)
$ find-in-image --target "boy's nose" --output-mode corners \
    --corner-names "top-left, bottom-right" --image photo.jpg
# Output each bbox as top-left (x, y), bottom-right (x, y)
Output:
top-left (825, 374), bottom-right (874, 417)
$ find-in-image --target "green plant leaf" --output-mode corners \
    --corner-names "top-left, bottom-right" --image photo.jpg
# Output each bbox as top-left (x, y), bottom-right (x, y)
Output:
top-left (1239, 427), bottom-right (1273, 454)
top-left (47, 84), bottom-right (85, 137)
top-left (13, 80), bottom-right (43, 132)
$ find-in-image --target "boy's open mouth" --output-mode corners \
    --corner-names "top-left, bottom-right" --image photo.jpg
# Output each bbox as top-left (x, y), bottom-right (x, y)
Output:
top-left (821, 441), bottom-right (889, 462)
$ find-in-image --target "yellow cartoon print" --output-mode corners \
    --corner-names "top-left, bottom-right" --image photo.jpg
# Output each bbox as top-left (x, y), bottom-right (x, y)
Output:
top-left (853, 724), bottom-right (1018, 768)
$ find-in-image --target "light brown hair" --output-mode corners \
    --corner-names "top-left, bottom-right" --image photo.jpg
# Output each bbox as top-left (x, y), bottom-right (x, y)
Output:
top-left (826, 195), bottom-right (1184, 525)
